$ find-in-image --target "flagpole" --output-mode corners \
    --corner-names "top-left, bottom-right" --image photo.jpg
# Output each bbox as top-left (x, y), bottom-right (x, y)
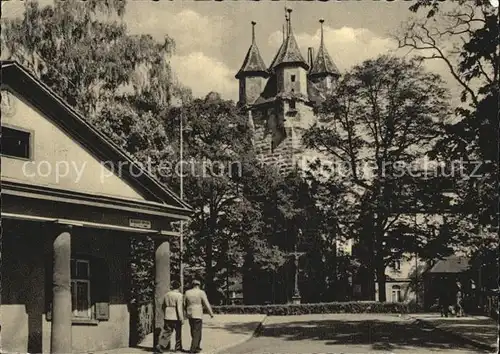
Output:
top-left (180, 113), bottom-right (184, 294)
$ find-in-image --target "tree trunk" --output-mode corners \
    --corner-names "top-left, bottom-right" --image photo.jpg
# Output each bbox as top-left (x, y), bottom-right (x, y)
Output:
top-left (205, 213), bottom-right (216, 301)
top-left (377, 261), bottom-right (387, 302)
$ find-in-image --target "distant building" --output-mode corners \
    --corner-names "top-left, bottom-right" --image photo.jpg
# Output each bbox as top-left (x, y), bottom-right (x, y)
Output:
top-left (423, 255), bottom-right (471, 310)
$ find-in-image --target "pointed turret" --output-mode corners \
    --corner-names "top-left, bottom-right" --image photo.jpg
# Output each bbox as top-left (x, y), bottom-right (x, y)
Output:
top-left (236, 21), bottom-right (268, 79)
top-left (236, 21), bottom-right (270, 106)
top-left (269, 9), bottom-right (309, 72)
top-left (309, 19), bottom-right (340, 77)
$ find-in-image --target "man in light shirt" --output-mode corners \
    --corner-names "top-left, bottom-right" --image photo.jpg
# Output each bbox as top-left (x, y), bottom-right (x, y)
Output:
top-left (157, 280), bottom-right (184, 353)
top-left (184, 279), bottom-right (214, 353)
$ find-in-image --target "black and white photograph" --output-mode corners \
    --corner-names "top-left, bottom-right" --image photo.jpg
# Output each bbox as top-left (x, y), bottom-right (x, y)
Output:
top-left (0, 0), bottom-right (498, 353)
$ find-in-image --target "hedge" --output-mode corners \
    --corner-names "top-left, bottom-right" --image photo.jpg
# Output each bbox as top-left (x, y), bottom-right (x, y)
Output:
top-left (211, 301), bottom-right (420, 315)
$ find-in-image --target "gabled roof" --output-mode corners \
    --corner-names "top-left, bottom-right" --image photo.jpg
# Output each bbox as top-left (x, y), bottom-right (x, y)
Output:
top-left (1, 60), bottom-right (192, 217)
top-left (429, 256), bottom-right (470, 274)
top-left (236, 22), bottom-right (269, 79)
top-left (269, 10), bottom-right (309, 72)
top-left (309, 20), bottom-right (340, 77)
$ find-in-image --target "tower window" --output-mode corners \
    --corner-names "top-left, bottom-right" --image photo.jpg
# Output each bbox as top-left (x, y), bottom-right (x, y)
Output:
top-left (291, 75), bottom-right (296, 82)
top-left (289, 100), bottom-right (296, 110)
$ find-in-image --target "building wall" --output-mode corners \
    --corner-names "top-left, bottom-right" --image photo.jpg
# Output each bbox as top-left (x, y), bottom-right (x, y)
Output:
top-left (240, 76), bottom-right (267, 105)
top-left (252, 102), bottom-right (316, 173)
top-left (374, 255), bottom-right (421, 303)
top-left (0, 89), bottom-right (146, 201)
top-left (276, 67), bottom-right (308, 96)
top-left (1, 219), bottom-right (130, 353)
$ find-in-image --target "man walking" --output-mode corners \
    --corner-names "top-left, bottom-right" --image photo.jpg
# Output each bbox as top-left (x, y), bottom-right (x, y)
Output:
top-left (157, 280), bottom-right (184, 353)
top-left (184, 280), bottom-right (214, 353)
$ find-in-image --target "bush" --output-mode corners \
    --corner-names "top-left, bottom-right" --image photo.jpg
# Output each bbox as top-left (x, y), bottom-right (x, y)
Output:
top-left (211, 301), bottom-right (419, 315)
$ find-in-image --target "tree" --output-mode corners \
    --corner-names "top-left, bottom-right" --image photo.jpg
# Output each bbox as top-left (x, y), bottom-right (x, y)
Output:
top-left (303, 55), bottom-right (450, 301)
top-left (397, 0), bottom-right (498, 255)
top-left (163, 93), bottom-right (287, 302)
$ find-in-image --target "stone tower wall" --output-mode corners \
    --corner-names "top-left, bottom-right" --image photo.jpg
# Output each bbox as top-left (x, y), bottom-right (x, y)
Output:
top-left (251, 102), bottom-right (316, 174)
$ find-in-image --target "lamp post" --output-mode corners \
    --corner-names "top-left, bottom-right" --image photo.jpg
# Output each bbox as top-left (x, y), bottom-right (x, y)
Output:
top-left (179, 113), bottom-right (184, 293)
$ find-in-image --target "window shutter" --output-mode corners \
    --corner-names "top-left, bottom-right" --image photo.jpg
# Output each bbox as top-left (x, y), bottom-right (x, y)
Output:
top-left (91, 257), bottom-right (110, 321)
top-left (45, 256), bottom-right (53, 321)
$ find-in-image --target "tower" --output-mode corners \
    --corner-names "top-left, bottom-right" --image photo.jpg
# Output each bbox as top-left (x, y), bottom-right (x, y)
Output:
top-left (308, 19), bottom-right (340, 91)
top-left (269, 9), bottom-right (310, 106)
top-left (236, 21), bottom-right (269, 106)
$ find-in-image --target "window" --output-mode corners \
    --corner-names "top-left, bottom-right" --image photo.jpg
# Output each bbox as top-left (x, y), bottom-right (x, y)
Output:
top-left (1, 126), bottom-right (31, 159)
top-left (45, 256), bottom-right (109, 323)
top-left (289, 100), bottom-right (296, 110)
top-left (291, 75), bottom-right (296, 82)
top-left (391, 285), bottom-right (402, 302)
top-left (393, 260), bottom-right (401, 271)
top-left (71, 259), bottom-right (91, 319)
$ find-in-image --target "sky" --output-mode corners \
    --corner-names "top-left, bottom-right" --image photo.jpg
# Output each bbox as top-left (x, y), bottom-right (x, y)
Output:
top-left (3, 0), bottom-right (459, 103)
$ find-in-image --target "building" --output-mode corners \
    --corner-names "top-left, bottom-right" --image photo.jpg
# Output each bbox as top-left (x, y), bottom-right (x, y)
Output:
top-left (423, 255), bottom-right (471, 310)
top-left (236, 10), bottom-right (339, 173)
top-left (0, 61), bottom-right (192, 353)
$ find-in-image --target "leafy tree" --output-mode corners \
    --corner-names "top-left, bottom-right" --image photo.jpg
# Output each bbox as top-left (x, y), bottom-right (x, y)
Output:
top-left (163, 93), bottom-right (288, 302)
top-left (303, 55), bottom-right (450, 301)
top-left (397, 0), bottom-right (498, 257)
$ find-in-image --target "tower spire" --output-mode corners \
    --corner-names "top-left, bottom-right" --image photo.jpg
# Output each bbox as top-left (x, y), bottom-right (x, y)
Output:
top-left (287, 8), bottom-right (293, 35)
top-left (269, 7), bottom-right (309, 72)
top-left (310, 19), bottom-right (340, 77)
top-left (251, 21), bottom-right (256, 43)
top-left (320, 19), bottom-right (325, 45)
top-left (235, 21), bottom-right (268, 80)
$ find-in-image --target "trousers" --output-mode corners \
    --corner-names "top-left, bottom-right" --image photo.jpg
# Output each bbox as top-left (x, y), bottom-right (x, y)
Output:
top-left (158, 320), bottom-right (183, 351)
top-left (188, 318), bottom-right (203, 352)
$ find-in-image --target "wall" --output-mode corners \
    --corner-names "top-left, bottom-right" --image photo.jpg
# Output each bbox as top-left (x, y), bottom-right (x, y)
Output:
top-left (374, 254), bottom-right (421, 303)
top-left (1, 219), bottom-right (131, 353)
top-left (0, 89), bottom-right (146, 201)
top-left (241, 76), bottom-right (267, 105)
top-left (276, 67), bottom-right (308, 96)
top-left (251, 102), bottom-right (316, 173)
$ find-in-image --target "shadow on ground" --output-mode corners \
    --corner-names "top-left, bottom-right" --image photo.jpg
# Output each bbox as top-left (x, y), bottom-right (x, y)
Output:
top-left (427, 317), bottom-right (498, 345)
top-left (133, 321), bottom-right (262, 352)
top-left (230, 319), bottom-right (487, 352)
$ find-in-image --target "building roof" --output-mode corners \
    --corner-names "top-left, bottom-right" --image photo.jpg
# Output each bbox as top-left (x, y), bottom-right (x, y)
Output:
top-left (236, 22), bottom-right (269, 79)
top-left (309, 20), bottom-right (340, 77)
top-left (269, 9), bottom-right (309, 72)
top-left (1, 60), bottom-right (192, 216)
top-left (428, 256), bottom-right (470, 274)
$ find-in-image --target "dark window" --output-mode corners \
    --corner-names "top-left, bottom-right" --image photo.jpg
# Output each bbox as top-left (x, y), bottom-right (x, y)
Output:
top-left (290, 100), bottom-right (296, 109)
top-left (71, 258), bottom-right (91, 319)
top-left (46, 256), bottom-right (110, 322)
top-left (291, 75), bottom-right (296, 82)
top-left (1, 126), bottom-right (31, 159)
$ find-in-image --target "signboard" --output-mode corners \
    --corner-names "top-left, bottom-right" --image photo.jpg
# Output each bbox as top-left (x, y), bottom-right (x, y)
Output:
top-left (129, 218), bottom-right (152, 229)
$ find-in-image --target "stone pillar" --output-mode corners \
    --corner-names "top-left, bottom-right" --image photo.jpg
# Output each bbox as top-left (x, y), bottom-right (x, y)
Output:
top-left (50, 227), bottom-right (72, 354)
top-left (154, 240), bottom-right (170, 348)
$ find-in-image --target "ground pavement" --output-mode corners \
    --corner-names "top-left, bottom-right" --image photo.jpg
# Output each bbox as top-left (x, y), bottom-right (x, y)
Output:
top-left (91, 314), bottom-right (265, 354)
top-left (411, 313), bottom-right (498, 352)
top-left (220, 313), bottom-right (495, 354)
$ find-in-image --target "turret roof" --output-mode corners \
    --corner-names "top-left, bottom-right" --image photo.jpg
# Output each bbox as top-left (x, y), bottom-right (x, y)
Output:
top-left (309, 20), bottom-right (340, 76)
top-left (269, 9), bottom-right (309, 72)
top-left (236, 21), bottom-right (268, 79)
